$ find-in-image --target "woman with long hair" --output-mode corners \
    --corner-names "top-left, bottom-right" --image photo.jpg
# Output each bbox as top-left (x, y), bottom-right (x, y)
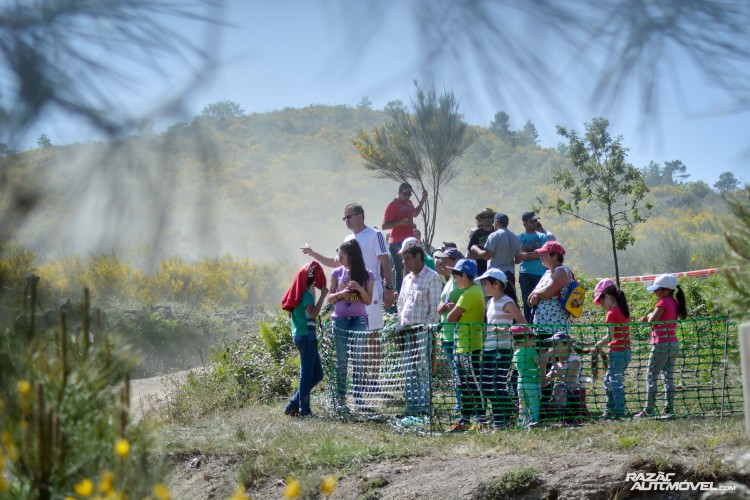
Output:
top-left (328, 239), bottom-right (375, 410)
top-left (593, 279), bottom-right (632, 419)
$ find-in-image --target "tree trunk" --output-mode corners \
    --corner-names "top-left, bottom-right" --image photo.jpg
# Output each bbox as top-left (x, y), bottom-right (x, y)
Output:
top-left (610, 227), bottom-right (620, 287)
top-left (425, 188), bottom-right (439, 249)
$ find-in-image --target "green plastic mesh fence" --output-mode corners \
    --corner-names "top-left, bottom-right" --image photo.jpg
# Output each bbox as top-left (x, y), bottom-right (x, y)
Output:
top-left (317, 316), bottom-right (742, 432)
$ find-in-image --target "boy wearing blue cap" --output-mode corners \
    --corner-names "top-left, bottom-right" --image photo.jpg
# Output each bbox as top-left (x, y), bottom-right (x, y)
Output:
top-left (444, 259), bottom-right (486, 432)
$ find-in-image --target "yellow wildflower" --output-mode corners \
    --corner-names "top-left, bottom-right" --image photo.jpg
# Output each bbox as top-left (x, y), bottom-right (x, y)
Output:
top-left (284, 477), bottom-right (300, 499)
top-left (113, 438), bottom-right (130, 458)
top-left (17, 380), bottom-right (31, 396)
top-left (2, 432), bottom-right (18, 462)
top-left (74, 478), bottom-right (94, 497)
top-left (98, 470), bottom-right (114, 494)
top-left (152, 483), bottom-right (170, 500)
top-left (321, 475), bottom-right (337, 495)
top-left (17, 380), bottom-right (32, 413)
top-left (228, 484), bottom-right (250, 500)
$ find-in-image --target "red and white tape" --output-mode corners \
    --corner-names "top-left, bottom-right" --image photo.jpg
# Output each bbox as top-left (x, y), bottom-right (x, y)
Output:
top-left (618, 268), bottom-right (722, 284)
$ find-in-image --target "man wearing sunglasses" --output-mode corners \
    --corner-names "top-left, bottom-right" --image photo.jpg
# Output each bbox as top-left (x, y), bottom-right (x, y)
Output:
top-left (301, 203), bottom-right (394, 329)
top-left (382, 182), bottom-right (428, 302)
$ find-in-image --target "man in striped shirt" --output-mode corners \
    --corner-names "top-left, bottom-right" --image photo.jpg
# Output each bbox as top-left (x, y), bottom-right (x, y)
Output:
top-left (397, 239), bottom-right (442, 415)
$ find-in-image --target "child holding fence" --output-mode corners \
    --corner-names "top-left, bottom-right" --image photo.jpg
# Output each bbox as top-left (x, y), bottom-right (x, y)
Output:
top-left (635, 274), bottom-right (687, 418)
top-left (545, 332), bottom-right (588, 424)
top-left (477, 268), bottom-right (526, 429)
top-left (593, 278), bottom-right (632, 419)
top-left (512, 326), bottom-right (544, 429)
top-left (282, 262), bottom-right (328, 418)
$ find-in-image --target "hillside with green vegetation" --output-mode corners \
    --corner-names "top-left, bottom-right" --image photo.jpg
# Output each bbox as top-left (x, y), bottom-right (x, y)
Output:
top-left (2, 103), bottom-right (741, 290)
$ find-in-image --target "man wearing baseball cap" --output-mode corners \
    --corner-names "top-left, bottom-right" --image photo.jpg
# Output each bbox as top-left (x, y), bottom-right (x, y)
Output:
top-left (469, 213), bottom-right (521, 289)
top-left (399, 237), bottom-right (436, 272)
top-left (466, 207), bottom-right (495, 276)
top-left (382, 182), bottom-right (428, 299)
top-left (518, 211), bottom-right (555, 322)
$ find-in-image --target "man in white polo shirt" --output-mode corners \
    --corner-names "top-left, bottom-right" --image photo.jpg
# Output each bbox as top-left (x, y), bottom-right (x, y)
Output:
top-left (301, 203), bottom-right (394, 328)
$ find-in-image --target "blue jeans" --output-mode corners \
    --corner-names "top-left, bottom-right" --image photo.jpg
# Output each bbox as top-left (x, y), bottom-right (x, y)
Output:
top-left (645, 342), bottom-right (679, 413)
top-left (442, 340), bottom-right (461, 410)
top-left (481, 348), bottom-right (514, 427)
top-left (604, 349), bottom-right (631, 417)
top-left (333, 316), bottom-right (368, 406)
top-left (519, 272), bottom-right (543, 323)
top-left (400, 326), bottom-right (430, 414)
top-left (287, 330), bottom-right (324, 415)
top-left (388, 242), bottom-right (404, 294)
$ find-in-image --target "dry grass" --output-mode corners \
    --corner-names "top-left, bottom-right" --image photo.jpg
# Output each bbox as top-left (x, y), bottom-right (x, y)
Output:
top-left (150, 399), bottom-right (749, 493)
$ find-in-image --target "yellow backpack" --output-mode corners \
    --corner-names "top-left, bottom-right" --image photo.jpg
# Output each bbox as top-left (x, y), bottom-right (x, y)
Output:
top-left (558, 267), bottom-right (586, 318)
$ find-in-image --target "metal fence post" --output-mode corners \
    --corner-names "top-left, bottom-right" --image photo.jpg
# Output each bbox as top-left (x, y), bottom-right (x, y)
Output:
top-left (739, 322), bottom-right (750, 434)
top-left (721, 314), bottom-right (730, 419)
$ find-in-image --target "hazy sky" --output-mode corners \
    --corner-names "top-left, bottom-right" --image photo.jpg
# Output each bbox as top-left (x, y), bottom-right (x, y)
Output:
top-left (33, 1), bottom-right (749, 185)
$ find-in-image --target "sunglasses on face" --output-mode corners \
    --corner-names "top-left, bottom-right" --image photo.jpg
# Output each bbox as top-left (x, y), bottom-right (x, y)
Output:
top-left (400, 191), bottom-right (412, 196)
top-left (342, 214), bottom-right (356, 221)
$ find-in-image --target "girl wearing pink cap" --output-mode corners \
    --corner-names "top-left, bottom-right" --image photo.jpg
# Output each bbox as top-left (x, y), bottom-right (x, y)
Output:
top-left (635, 274), bottom-right (687, 418)
top-left (593, 279), bottom-right (632, 419)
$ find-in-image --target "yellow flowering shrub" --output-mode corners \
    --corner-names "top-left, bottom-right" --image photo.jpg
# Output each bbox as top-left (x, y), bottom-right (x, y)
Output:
top-left (0, 280), bottom-right (169, 498)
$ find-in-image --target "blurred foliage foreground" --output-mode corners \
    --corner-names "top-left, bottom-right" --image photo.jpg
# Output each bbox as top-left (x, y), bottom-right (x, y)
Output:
top-left (0, 245), bottom-right (298, 497)
top-left (0, 280), bottom-right (168, 499)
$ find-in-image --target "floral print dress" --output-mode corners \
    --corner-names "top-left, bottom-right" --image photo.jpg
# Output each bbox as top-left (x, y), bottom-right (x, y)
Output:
top-left (532, 265), bottom-right (572, 329)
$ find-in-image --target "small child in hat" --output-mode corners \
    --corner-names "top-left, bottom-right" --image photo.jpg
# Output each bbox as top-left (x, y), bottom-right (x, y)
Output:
top-left (511, 326), bottom-right (543, 428)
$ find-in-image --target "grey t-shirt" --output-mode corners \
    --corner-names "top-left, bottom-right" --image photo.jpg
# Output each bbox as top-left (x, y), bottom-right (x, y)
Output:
top-left (485, 228), bottom-right (521, 274)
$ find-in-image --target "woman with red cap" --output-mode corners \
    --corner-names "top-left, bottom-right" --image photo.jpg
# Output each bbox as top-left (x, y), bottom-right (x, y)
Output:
top-left (527, 241), bottom-right (572, 334)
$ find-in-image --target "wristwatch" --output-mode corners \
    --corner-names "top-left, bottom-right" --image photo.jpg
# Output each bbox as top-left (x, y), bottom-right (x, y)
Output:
top-left (385, 284), bottom-right (395, 291)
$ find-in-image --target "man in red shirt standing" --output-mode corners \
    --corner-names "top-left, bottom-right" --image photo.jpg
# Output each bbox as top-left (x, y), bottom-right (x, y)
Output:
top-left (382, 182), bottom-right (428, 299)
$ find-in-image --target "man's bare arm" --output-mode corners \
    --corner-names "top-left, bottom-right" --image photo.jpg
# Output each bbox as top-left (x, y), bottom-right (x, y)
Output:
top-left (300, 244), bottom-right (337, 268)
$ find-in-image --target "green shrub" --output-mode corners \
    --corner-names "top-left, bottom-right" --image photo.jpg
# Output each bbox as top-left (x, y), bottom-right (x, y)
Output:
top-left (473, 466), bottom-right (542, 500)
top-left (164, 308), bottom-right (301, 424)
top-left (258, 307), bottom-right (295, 361)
top-left (106, 302), bottom-right (234, 376)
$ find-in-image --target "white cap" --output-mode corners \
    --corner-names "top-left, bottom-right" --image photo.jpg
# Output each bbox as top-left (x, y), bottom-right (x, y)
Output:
top-left (474, 268), bottom-right (508, 285)
top-left (647, 274), bottom-right (679, 292)
top-left (398, 237), bottom-right (420, 254)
